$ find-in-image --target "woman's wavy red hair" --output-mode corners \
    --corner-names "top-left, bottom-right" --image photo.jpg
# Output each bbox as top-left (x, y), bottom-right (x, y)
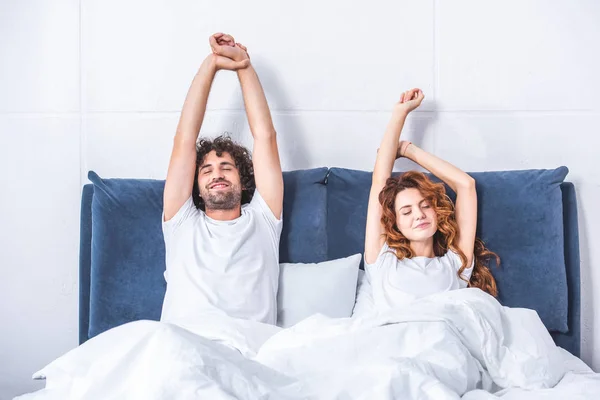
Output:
top-left (379, 171), bottom-right (499, 296)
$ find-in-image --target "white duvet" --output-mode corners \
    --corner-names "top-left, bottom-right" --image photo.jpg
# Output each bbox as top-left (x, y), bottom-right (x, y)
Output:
top-left (15, 289), bottom-right (600, 399)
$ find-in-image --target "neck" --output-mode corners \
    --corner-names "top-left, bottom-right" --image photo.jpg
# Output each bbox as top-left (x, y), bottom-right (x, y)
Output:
top-left (410, 238), bottom-right (435, 258)
top-left (205, 206), bottom-right (242, 221)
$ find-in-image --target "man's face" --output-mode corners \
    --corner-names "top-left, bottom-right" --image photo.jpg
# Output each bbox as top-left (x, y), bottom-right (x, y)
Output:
top-left (197, 150), bottom-right (242, 210)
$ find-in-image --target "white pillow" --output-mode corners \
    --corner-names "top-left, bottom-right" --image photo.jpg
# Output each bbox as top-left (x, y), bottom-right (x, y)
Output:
top-left (276, 254), bottom-right (362, 328)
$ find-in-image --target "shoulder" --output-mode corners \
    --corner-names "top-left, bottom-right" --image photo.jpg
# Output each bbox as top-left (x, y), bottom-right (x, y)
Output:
top-left (244, 190), bottom-right (283, 243)
top-left (162, 196), bottom-right (203, 236)
top-left (364, 242), bottom-right (398, 271)
top-left (440, 249), bottom-right (474, 272)
top-left (248, 190), bottom-right (282, 220)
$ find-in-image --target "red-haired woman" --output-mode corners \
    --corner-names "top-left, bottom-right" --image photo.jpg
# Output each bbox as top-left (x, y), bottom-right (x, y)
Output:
top-left (358, 89), bottom-right (499, 315)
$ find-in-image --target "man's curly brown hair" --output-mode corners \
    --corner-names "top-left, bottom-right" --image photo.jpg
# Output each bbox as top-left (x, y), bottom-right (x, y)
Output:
top-left (192, 135), bottom-right (255, 211)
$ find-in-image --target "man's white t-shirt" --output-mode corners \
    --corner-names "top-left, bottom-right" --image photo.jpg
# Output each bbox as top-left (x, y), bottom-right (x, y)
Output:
top-left (160, 190), bottom-right (283, 324)
top-left (354, 243), bottom-right (474, 316)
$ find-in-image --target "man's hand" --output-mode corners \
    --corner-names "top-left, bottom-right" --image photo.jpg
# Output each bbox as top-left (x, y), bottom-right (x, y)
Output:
top-left (209, 33), bottom-right (250, 69)
top-left (209, 53), bottom-right (249, 71)
top-left (211, 32), bottom-right (235, 48)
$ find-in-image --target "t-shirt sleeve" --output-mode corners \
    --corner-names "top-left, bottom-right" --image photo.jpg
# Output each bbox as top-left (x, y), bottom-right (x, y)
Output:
top-left (162, 196), bottom-right (198, 238)
top-left (445, 250), bottom-right (475, 282)
top-left (248, 190), bottom-right (283, 242)
top-left (364, 242), bottom-right (395, 270)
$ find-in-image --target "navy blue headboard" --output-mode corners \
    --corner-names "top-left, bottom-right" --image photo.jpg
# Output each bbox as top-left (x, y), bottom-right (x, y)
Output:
top-left (78, 174), bottom-right (581, 358)
top-left (551, 182), bottom-right (580, 356)
top-left (79, 183), bottom-right (93, 345)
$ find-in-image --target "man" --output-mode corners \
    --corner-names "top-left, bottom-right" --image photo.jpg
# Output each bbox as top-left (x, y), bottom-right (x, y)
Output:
top-left (160, 33), bottom-right (284, 325)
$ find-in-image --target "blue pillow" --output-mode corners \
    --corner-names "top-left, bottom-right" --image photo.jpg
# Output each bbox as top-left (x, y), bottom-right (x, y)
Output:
top-left (88, 171), bottom-right (166, 339)
top-left (280, 168), bottom-right (329, 264)
top-left (326, 167), bottom-right (570, 333)
top-left (87, 168), bottom-right (329, 337)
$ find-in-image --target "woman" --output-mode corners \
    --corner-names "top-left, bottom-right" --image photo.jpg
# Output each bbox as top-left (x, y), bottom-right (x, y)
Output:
top-left (357, 88), bottom-right (499, 315)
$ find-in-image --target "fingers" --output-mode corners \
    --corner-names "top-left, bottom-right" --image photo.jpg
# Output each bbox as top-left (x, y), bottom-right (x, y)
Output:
top-left (214, 44), bottom-right (238, 59)
top-left (209, 34), bottom-right (220, 49)
top-left (236, 43), bottom-right (249, 57)
top-left (406, 88), bottom-right (419, 101)
top-left (236, 43), bottom-right (250, 60)
top-left (210, 37), bottom-right (224, 55)
top-left (210, 33), bottom-right (236, 57)
top-left (226, 58), bottom-right (249, 70)
top-left (211, 32), bottom-right (233, 42)
top-left (410, 89), bottom-right (425, 105)
top-left (237, 59), bottom-right (250, 69)
top-left (402, 90), bottom-right (410, 103)
top-left (410, 88), bottom-right (424, 102)
top-left (400, 88), bottom-right (425, 103)
top-left (215, 55), bottom-right (250, 71)
top-left (218, 34), bottom-right (235, 46)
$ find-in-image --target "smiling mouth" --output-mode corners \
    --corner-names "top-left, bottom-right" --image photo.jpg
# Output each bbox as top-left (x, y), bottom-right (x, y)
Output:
top-left (415, 222), bottom-right (430, 229)
top-left (209, 182), bottom-right (230, 190)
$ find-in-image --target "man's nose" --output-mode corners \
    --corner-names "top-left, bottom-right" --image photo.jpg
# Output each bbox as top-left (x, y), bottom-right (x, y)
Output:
top-left (212, 171), bottom-right (225, 180)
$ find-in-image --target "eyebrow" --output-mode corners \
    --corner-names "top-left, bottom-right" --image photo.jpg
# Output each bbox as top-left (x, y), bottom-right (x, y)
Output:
top-left (399, 199), bottom-right (428, 210)
top-left (199, 161), bottom-right (236, 171)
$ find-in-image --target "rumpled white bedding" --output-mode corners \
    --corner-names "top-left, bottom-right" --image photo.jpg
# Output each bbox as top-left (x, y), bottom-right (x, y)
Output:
top-left (15, 289), bottom-right (600, 399)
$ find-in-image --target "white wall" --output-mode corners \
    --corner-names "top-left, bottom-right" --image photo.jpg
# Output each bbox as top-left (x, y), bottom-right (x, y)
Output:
top-left (1, 0), bottom-right (599, 397)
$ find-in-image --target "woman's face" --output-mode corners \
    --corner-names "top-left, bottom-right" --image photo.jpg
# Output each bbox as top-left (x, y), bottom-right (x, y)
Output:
top-left (394, 188), bottom-right (438, 242)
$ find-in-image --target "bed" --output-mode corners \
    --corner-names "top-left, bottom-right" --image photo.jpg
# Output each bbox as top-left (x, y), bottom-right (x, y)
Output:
top-left (79, 166), bottom-right (580, 356)
top-left (18, 166), bottom-right (595, 400)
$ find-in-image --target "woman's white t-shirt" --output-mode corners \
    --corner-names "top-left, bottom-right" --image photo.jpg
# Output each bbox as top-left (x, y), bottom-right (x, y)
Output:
top-left (353, 243), bottom-right (474, 316)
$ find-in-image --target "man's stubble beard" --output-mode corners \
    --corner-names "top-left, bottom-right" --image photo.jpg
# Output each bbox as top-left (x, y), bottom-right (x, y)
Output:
top-left (201, 185), bottom-right (242, 211)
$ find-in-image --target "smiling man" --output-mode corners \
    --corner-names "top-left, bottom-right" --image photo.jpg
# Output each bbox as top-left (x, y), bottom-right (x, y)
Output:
top-left (160, 33), bottom-right (283, 324)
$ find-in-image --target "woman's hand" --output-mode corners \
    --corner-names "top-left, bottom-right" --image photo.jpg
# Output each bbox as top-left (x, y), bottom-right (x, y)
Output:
top-left (394, 88), bottom-right (424, 115)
